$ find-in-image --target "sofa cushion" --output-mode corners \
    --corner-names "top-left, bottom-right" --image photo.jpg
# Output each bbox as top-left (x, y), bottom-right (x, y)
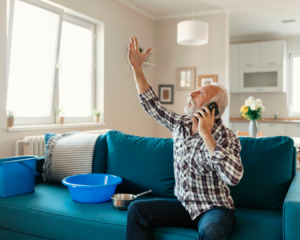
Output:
top-left (0, 183), bottom-right (282, 240)
top-left (0, 229), bottom-right (47, 240)
top-left (106, 130), bottom-right (175, 198)
top-left (44, 133), bottom-right (108, 174)
top-left (229, 136), bottom-right (296, 211)
top-left (0, 183), bottom-right (195, 240)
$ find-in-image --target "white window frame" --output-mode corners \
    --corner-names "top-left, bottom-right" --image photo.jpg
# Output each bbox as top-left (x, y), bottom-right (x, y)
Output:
top-left (7, 0), bottom-right (96, 125)
top-left (289, 53), bottom-right (300, 117)
top-left (57, 14), bottom-right (96, 124)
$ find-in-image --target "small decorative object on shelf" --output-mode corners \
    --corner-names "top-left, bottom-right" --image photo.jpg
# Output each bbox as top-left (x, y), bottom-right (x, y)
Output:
top-left (57, 108), bottom-right (65, 124)
top-left (239, 97), bottom-right (265, 138)
top-left (139, 46), bottom-right (153, 63)
top-left (6, 109), bottom-right (15, 127)
top-left (93, 109), bottom-right (100, 123)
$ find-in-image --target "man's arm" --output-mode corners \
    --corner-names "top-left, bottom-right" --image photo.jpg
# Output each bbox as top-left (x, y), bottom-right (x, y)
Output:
top-left (194, 107), bottom-right (244, 186)
top-left (128, 37), bottom-right (183, 132)
top-left (208, 135), bottom-right (243, 186)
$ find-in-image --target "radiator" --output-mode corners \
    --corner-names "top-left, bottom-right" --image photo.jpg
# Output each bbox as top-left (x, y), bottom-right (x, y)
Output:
top-left (16, 129), bottom-right (111, 156)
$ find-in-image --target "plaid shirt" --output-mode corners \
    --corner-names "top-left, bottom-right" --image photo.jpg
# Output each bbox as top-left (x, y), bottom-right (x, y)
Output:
top-left (138, 86), bottom-right (244, 220)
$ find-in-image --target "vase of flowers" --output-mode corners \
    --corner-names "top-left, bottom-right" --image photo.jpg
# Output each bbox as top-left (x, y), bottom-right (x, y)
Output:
top-left (7, 110), bottom-right (15, 127)
top-left (240, 97), bottom-right (265, 138)
top-left (93, 109), bottom-right (100, 123)
top-left (56, 108), bottom-right (65, 124)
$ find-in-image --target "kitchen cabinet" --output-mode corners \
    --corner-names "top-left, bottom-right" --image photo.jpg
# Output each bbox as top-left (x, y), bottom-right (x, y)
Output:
top-left (286, 124), bottom-right (300, 137)
top-left (230, 121), bottom-right (300, 137)
top-left (238, 66), bottom-right (283, 92)
top-left (230, 45), bottom-right (239, 93)
top-left (256, 123), bottom-right (286, 137)
top-left (229, 122), bottom-right (234, 131)
top-left (261, 40), bottom-right (285, 67)
top-left (239, 43), bottom-right (260, 68)
top-left (230, 40), bottom-right (286, 93)
top-left (232, 122), bottom-right (249, 134)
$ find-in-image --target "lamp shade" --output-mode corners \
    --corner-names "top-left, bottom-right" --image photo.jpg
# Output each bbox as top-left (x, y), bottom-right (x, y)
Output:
top-left (177, 20), bottom-right (208, 46)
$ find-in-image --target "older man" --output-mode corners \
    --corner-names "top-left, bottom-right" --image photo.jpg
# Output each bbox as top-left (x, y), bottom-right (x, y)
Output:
top-left (126, 37), bottom-right (244, 240)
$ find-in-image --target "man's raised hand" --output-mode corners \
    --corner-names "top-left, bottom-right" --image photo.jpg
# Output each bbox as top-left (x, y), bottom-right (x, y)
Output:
top-left (128, 37), bottom-right (152, 70)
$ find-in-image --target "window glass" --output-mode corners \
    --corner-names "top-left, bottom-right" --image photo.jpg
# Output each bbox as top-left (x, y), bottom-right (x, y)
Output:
top-left (6, 1), bottom-right (59, 117)
top-left (59, 21), bottom-right (93, 117)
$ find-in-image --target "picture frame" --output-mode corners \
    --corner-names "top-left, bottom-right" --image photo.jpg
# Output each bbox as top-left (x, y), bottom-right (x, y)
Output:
top-left (176, 67), bottom-right (196, 90)
top-left (158, 85), bottom-right (174, 104)
top-left (197, 75), bottom-right (218, 88)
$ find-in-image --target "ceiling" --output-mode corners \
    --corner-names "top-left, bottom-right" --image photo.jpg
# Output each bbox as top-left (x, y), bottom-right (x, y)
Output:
top-left (117, 0), bottom-right (300, 41)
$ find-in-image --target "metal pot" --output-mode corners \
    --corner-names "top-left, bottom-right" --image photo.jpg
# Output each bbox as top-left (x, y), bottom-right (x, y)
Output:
top-left (111, 189), bottom-right (152, 211)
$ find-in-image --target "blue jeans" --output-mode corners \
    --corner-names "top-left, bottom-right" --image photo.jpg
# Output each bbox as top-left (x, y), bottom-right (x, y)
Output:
top-left (126, 199), bottom-right (236, 240)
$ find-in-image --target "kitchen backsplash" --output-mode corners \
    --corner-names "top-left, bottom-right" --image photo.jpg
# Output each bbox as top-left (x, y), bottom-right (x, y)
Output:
top-left (230, 92), bottom-right (289, 119)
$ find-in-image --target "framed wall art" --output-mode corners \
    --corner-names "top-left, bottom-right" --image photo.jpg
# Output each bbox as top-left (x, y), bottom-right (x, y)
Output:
top-left (197, 75), bottom-right (218, 88)
top-left (176, 67), bottom-right (196, 90)
top-left (158, 85), bottom-right (174, 104)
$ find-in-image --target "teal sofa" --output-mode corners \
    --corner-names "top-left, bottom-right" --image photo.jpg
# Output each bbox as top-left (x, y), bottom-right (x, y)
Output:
top-left (0, 130), bottom-right (299, 240)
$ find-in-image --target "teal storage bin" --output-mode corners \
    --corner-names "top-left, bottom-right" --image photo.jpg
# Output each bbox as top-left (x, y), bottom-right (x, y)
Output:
top-left (0, 156), bottom-right (39, 198)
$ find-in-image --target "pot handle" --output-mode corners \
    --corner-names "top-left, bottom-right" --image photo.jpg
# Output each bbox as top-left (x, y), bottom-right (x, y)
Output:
top-left (135, 189), bottom-right (152, 198)
top-left (19, 161), bottom-right (40, 176)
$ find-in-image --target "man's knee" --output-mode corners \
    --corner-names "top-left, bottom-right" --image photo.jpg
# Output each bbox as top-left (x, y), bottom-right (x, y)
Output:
top-left (128, 200), bottom-right (150, 219)
top-left (128, 201), bottom-right (143, 215)
top-left (198, 222), bottom-right (226, 240)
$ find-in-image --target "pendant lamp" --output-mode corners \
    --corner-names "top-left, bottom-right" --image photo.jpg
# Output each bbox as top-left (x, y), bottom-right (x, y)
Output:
top-left (177, 2), bottom-right (209, 46)
top-left (177, 20), bottom-right (208, 46)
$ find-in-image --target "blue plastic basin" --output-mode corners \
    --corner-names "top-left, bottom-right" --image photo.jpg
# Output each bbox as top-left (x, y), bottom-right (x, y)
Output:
top-left (62, 173), bottom-right (123, 203)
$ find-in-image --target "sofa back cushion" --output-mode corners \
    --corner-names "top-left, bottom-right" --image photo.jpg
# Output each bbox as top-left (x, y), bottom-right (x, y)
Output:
top-left (229, 136), bottom-right (296, 211)
top-left (106, 131), bottom-right (175, 198)
top-left (92, 134), bottom-right (108, 173)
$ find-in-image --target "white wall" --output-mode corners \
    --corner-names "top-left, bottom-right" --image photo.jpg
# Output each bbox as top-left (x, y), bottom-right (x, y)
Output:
top-left (230, 37), bottom-right (300, 119)
top-left (153, 13), bottom-right (230, 138)
top-left (0, 0), bottom-right (156, 158)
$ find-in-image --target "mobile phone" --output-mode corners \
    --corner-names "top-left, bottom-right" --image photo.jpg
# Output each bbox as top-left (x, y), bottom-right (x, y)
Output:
top-left (196, 102), bottom-right (219, 121)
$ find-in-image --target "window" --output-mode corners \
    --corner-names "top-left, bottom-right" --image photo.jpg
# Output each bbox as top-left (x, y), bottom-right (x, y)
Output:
top-left (290, 53), bottom-right (300, 116)
top-left (6, 0), bottom-right (96, 125)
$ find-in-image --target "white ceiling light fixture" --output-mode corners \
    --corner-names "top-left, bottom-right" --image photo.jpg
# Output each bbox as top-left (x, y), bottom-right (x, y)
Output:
top-left (177, 1), bottom-right (209, 46)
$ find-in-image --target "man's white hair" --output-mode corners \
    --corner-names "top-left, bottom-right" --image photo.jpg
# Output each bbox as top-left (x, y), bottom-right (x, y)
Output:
top-left (207, 83), bottom-right (230, 119)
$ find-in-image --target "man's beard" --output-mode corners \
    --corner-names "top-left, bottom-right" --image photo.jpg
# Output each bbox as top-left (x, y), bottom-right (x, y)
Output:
top-left (184, 96), bottom-right (199, 116)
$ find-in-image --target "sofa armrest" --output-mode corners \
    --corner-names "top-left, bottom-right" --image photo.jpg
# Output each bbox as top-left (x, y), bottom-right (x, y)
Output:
top-left (36, 156), bottom-right (45, 183)
top-left (283, 171), bottom-right (300, 240)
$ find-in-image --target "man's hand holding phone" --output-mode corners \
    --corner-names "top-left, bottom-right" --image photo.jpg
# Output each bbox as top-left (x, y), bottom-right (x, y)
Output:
top-left (193, 105), bottom-right (216, 138)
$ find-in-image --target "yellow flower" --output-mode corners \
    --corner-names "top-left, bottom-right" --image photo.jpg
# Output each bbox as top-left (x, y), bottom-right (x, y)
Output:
top-left (242, 113), bottom-right (246, 117)
top-left (240, 105), bottom-right (248, 113)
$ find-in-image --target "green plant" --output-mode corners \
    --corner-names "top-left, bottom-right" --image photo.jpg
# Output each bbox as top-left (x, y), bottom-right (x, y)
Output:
top-left (139, 47), bottom-right (143, 53)
top-left (6, 109), bottom-right (15, 118)
top-left (58, 108), bottom-right (65, 117)
top-left (93, 109), bottom-right (100, 116)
